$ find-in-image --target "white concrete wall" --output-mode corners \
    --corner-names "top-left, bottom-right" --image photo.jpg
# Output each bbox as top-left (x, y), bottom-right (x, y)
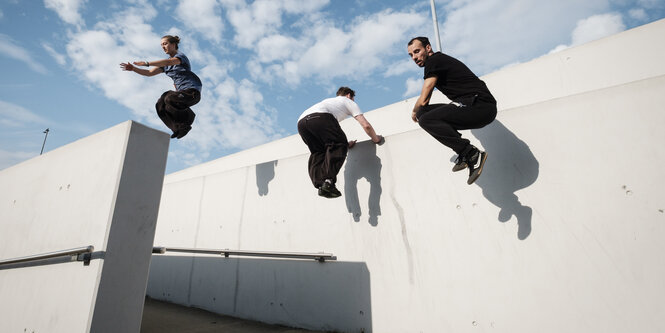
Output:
top-left (148, 19), bottom-right (665, 333)
top-left (0, 121), bottom-right (169, 333)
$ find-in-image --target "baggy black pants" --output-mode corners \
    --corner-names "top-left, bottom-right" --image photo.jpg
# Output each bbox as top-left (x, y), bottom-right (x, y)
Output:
top-left (155, 88), bottom-right (200, 133)
top-left (297, 113), bottom-right (349, 188)
top-left (416, 95), bottom-right (497, 156)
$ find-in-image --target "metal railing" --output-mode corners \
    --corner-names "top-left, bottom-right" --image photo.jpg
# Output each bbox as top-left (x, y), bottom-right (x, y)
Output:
top-left (0, 245), bottom-right (95, 268)
top-left (153, 246), bottom-right (336, 262)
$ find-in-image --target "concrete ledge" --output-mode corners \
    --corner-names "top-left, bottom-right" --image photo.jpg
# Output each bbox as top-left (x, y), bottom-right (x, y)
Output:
top-left (0, 121), bottom-right (169, 333)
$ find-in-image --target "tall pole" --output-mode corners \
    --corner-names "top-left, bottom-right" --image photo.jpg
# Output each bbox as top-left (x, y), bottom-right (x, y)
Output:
top-left (40, 128), bottom-right (49, 155)
top-left (430, 0), bottom-right (443, 52)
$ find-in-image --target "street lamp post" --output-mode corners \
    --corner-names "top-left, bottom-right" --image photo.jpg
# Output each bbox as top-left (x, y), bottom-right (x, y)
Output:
top-left (40, 128), bottom-right (49, 155)
top-left (430, 0), bottom-right (443, 52)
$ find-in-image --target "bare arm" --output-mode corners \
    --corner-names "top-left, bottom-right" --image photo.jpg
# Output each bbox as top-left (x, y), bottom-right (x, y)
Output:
top-left (120, 62), bottom-right (163, 77)
top-left (135, 57), bottom-right (181, 68)
top-left (354, 114), bottom-right (383, 144)
top-left (119, 57), bottom-right (180, 77)
top-left (411, 76), bottom-right (437, 122)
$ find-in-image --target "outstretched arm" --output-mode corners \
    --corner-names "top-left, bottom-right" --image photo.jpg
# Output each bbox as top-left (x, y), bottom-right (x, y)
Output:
top-left (119, 57), bottom-right (180, 77)
top-left (412, 76), bottom-right (437, 122)
top-left (354, 114), bottom-right (383, 144)
top-left (134, 57), bottom-right (181, 68)
top-left (120, 62), bottom-right (164, 77)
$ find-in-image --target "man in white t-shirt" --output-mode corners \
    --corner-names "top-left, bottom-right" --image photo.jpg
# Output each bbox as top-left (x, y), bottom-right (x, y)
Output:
top-left (297, 87), bottom-right (384, 198)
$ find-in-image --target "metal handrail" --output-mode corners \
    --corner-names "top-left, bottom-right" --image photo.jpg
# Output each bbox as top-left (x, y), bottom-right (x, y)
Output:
top-left (153, 246), bottom-right (336, 262)
top-left (0, 245), bottom-right (95, 267)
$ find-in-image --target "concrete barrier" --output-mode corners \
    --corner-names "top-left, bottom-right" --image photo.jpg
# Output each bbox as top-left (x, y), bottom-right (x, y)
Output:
top-left (147, 20), bottom-right (665, 333)
top-left (0, 121), bottom-right (169, 333)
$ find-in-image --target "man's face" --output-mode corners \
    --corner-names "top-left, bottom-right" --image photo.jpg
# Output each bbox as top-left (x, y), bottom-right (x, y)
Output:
top-left (407, 40), bottom-right (431, 67)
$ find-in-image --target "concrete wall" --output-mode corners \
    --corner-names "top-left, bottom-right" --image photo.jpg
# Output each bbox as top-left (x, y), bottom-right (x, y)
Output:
top-left (0, 121), bottom-right (169, 333)
top-left (147, 19), bottom-right (665, 332)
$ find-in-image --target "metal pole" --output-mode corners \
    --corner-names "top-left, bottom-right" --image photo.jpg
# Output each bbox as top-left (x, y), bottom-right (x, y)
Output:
top-left (40, 128), bottom-right (49, 155)
top-left (430, 0), bottom-right (443, 52)
top-left (0, 245), bottom-right (94, 266)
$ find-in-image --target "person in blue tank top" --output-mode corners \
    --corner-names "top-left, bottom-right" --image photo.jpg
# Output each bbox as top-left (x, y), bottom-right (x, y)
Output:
top-left (120, 35), bottom-right (202, 139)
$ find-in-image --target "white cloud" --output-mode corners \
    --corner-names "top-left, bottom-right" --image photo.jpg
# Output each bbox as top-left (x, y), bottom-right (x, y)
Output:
top-left (384, 59), bottom-right (418, 77)
top-left (175, 0), bottom-right (225, 44)
top-left (256, 34), bottom-right (299, 63)
top-left (44, 0), bottom-right (87, 27)
top-left (280, 0), bottom-right (330, 13)
top-left (225, 1), bottom-right (286, 48)
top-left (67, 29), bottom-right (167, 122)
top-left (403, 77), bottom-right (422, 98)
top-left (628, 8), bottom-right (648, 21)
top-left (549, 13), bottom-right (626, 53)
top-left (571, 13), bottom-right (626, 45)
top-left (223, 0), bottom-right (329, 48)
top-left (0, 34), bottom-right (49, 74)
top-left (439, 0), bottom-right (613, 75)
top-left (0, 100), bottom-right (49, 127)
top-left (247, 9), bottom-right (427, 85)
top-left (42, 42), bottom-right (67, 66)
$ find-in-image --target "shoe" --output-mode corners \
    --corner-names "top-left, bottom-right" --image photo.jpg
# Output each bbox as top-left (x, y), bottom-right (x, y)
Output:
top-left (466, 149), bottom-right (487, 185)
top-left (318, 188), bottom-right (333, 198)
top-left (176, 125), bottom-right (192, 139)
top-left (452, 155), bottom-right (467, 172)
top-left (319, 180), bottom-right (341, 198)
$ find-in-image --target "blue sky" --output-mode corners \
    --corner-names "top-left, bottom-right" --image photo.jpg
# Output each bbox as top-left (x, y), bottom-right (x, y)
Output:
top-left (1, 0), bottom-right (664, 173)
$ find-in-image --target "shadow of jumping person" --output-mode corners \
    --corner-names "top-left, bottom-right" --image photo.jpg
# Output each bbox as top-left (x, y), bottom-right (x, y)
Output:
top-left (344, 141), bottom-right (383, 226)
top-left (256, 160), bottom-right (277, 196)
top-left (469, 120), bottom-right (539, 240)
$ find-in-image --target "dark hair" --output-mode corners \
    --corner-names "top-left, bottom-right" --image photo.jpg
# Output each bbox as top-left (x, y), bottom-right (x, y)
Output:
top-left (162, 35), bottom-right (180, 49)
top-left (408, 37), bottom-right (430, 47)
top-left (336, 86), bottom-right (355, 98)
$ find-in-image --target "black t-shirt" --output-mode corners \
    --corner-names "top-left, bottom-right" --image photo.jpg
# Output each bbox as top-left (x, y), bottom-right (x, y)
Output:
top-left (424, 52), bottom-right (495, 103)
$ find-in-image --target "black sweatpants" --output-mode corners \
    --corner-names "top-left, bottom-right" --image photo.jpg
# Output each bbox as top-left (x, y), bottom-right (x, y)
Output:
top-left (416, 95), bottom-right (497, 155)
top-left (155, 88), bottom-right (200, 133)
top-left (297, 113), bottom-right (349, 188)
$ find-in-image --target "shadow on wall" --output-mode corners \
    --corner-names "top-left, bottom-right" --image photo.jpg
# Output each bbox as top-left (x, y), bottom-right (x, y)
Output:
top-left (344, 141), bottom-right (382, 226)
top-left (471, 120), bottom-right (539, 240)
top-left (147, 255), bottom-right (373, 333)
top-left (256, 160), bottom-right (278, 196)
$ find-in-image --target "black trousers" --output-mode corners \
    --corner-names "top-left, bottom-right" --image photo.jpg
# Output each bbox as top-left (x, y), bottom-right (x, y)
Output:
top-left (155, 88), bottom-right (200, 132)
top-left (416, 95), bottom-right (497, 155)
top-left (297, 113), bottom-right (349, 188)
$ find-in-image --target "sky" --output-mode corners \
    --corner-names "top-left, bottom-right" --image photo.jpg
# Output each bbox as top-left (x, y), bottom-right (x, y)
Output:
top-left (1, 0), bottom-right (664, 173)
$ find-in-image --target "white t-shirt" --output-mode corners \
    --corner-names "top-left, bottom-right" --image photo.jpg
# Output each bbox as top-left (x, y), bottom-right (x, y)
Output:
top-left (297, 96), bottom-right (362, 122)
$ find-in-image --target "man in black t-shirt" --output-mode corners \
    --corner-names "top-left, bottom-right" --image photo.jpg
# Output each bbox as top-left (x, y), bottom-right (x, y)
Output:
top-left (407, 37), bottom-right (497, 185)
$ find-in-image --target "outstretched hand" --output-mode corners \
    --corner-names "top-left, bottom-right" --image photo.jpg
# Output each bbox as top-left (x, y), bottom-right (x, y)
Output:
top-left (120, 62), bottom-right (134, 71)
top-left (411, 111), bottom-right (418, 122)
top-left (374, 135), bottom-right (385, 145)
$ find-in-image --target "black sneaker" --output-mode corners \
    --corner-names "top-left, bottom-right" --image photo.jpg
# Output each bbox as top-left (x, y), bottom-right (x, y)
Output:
top-left (176, 125), bottom-right (192, 139)
top-left (466, 149), bottom-right (487, 185)
top-left (318, 188), bottom-right (330, 198)
top-left (452, 155), bottom-right (467, 172)
top-left (319, 180), bottom-right (341, 198)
